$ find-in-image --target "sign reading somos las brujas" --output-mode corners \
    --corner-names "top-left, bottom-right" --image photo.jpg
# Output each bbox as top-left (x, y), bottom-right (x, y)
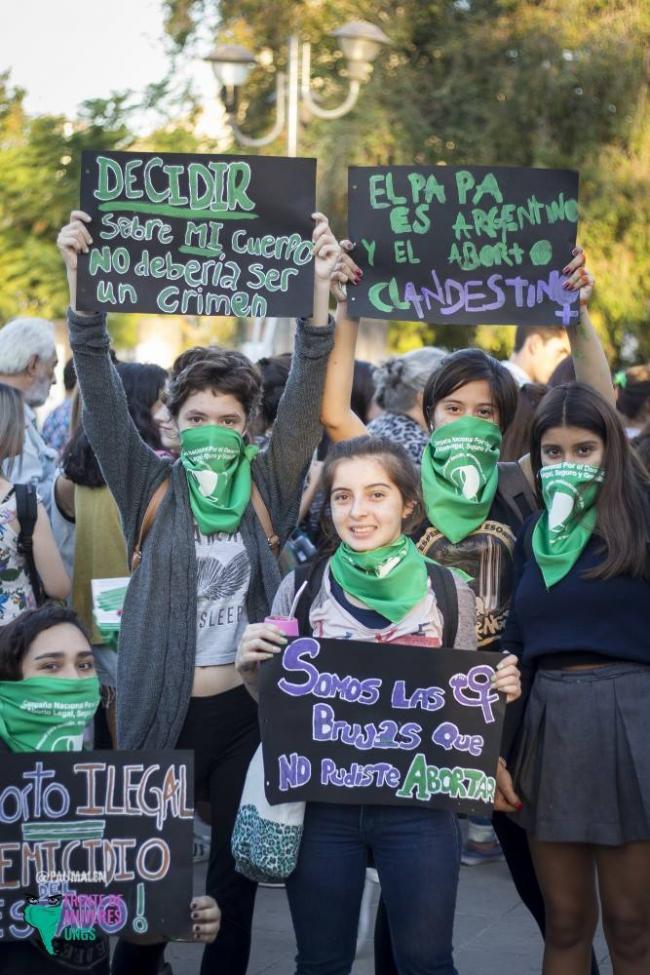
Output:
top-left (76, 151), bottom-right (316, 317)
top-left (258, 639), bottom-right (506, 816)
top-left (0, 751), bottom-right (194, 944)
top-left (348, 165), bottom-right (580, 326)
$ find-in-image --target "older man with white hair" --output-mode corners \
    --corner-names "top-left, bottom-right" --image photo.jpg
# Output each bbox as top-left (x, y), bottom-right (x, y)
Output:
top-left (0, 317), bottom-right (59, 511)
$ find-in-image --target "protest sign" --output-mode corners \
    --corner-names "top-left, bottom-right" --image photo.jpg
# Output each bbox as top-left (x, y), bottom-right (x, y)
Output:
top-left (258, 639), bottom-right (505, 815)
top-left (0, 751), bottom-right (194, 945)
top-left (76, 151), bottom-right (316, 317)
top-left (348, 165), bottom-right (580, 326)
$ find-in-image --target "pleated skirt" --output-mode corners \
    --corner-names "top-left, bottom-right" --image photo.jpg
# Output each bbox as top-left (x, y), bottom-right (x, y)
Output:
top-left (510, 662), bottom-right (650, 845)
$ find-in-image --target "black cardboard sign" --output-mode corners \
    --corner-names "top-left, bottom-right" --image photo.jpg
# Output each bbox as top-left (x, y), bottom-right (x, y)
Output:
top-left (258, 639), bottom-right (505, 815)
top-left (348, 164), bottom-right (580, 326)
top-left (77, 151), bottom-right (316, 317)
top-left (0, 751), bottom-right (194, 943)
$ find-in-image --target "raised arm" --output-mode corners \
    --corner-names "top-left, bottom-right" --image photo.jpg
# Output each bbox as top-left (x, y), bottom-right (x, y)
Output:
top-left (320, 298), bottom-right (368, 443)
top-left (563, 247), bottom-right (615, 405)
top-left (57, 212), bottom-right (170, 547)
top-left (253, 214), bottom-right (336, 541)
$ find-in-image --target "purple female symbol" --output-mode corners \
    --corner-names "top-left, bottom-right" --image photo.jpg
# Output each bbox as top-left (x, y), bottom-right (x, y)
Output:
top-left (449, 665), bottom-right (499, 724)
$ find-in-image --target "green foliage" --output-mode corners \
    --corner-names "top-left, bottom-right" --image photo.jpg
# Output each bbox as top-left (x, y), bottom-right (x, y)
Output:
top-left (1, 0), bottom-right (648, 361)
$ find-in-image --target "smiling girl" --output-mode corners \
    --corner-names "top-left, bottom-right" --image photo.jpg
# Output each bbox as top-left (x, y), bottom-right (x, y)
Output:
top-left (236, 437), bottom-right (521, 975)
top-left (500, 384), bottom-right (650, 974)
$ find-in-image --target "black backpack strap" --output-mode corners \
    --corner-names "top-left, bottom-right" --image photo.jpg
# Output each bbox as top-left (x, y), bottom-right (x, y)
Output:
top-left (425, 562), bottom-right (459, 648)
top-left (292, 556), bottom-right (330, 636)
top-left (497, 461), bottom-right (538, 525)
top-left (15, 483), bottom-right (45, 605)
top-left (522, 513), bottom-right (542, 562)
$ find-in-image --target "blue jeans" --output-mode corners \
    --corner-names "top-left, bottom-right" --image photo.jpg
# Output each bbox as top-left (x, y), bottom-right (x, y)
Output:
top-left (286, 802), bottom-right (461, 975)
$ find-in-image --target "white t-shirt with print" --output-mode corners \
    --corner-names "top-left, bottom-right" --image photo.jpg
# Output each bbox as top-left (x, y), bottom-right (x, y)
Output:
top-left (194, 527), bottom-right (251, 666)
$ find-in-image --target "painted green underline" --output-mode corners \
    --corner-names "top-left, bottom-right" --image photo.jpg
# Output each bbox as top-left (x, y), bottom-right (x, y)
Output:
top-left (179, 245), bottom-right (224, 258)
top-left (98, 201), bottom-right (259, 220)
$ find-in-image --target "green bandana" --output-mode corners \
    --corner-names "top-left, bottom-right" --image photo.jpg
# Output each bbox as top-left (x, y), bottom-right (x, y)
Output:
top-left (0, 676), bottom-right (100, 753)
top-left (532, 462), bottom-right (604, 587)
top-left (421, 416), bottom-right (502, 543)
top-left (330, 535), bottom-right (430, 623)
top-left (180, 425), bottom-right (259, 535)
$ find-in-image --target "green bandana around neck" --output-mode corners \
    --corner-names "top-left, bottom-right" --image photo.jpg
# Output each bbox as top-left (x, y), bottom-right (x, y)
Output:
top-left (421, 416), bottom-right (502, 543)
top-left (180, 424), bottom-right (259, 535)
top-left (329, 535), bottom-right (431, 623)
top-left (532, 461), bottom-right (605, 587)
top-left (0, 676), bottom-right (100, 753)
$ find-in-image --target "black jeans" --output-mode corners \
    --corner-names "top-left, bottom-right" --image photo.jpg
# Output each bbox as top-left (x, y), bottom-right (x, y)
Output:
top-left (178, 685), bottom-right (260, 975)
top-left (374, 814), bottom-right (600, 975)
top-left (112, 685), bottom-right (259, 975)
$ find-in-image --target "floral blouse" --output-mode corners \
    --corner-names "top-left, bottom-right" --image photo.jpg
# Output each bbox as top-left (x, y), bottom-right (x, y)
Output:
top-left (0, 489), bottom-right (36, 622)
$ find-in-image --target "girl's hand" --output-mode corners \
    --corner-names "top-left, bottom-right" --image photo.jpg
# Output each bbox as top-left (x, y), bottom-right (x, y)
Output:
top-left (235, 623), bottom-right (287, 676)
top-left (312, 212), bottom-right (341, 284)
top-left (190, 896), bottom-right (220, 944)
top-left (331, 239), bottom-right (362, 304)
top-left (562, 246), bottom-right (594, 306)
top-left (492, 653), bottom-right (521, 703)
top-left (56, 210), bottom-right (93, 312)
top-left (493, 758), bottom-right (523, 813)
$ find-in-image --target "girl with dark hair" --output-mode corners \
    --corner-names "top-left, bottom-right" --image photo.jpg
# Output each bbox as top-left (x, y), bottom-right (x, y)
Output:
top-left (0, 603), bottom-right (219, 975)
top-left (57, 207), bottom-right (341, 975)
top-left (320, 248), bottom-right (611, 974)
top-left (236, 436), bottom-right (521, 975)
top-left (499, 383), bottom-right (650, 974)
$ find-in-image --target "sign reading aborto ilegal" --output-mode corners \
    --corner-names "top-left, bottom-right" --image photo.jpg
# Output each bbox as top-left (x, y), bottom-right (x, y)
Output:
top-left (76, 151), bottom-right (316, 317)
top-left (348, 164), bottom-right (580, 326)
top-left (258, 638), bottom-right (506, 816)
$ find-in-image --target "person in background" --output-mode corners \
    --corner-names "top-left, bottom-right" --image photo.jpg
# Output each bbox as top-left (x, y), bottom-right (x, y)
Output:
top-left (251, 353), bottom-right (293, 444)
top-left (42, 357), bottom-right (76, 453)
top-left (0, 317), bottom-right (59, 511)
top-left (504, 326), bottom-right (571, 387)
top-left (500, 383), bottom-right (650, 974)
top-left (614, 364), bottom-right (650, 439)
top-left (367, 348), bottom-right (446, 464)
top-left (0, 383), bottom-right (70, 623)
top-left (500, 383), bottom-right (549, 463)
top-left (548, 355), bottom-right (576, 387)
top-left (0, 603), bottom-right (220, 975)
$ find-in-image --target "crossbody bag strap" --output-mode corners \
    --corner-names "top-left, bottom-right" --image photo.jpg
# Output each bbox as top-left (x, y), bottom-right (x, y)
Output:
top-left (251, 483), bottom-right (280, 556)
top-left (131, 478), bottom-right (171, 572)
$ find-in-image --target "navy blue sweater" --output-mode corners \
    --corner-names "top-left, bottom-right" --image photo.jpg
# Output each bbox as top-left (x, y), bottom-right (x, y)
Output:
top-left (501, 519), bottom-right (650, 666)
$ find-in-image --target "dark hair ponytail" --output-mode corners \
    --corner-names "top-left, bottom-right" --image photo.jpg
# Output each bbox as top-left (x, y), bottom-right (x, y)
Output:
top-left (530, 383), bottom-right (650, 580)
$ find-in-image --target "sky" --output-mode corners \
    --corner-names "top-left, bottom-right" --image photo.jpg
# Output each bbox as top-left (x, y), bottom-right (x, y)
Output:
top-left (0, 0), bottom-right (214, 118)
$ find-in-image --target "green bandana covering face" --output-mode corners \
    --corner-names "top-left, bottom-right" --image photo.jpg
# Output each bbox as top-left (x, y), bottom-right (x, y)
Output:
top-left (421, 416), bottom-right (502, 543)
top-left (0, 676), bottom-right (100, 753)
top-left (330, 535), bottom-right (430, 623)
top-left (180, 424), bottom-right (259, 535)
top-left (532, 461), bottom-right (604, 587)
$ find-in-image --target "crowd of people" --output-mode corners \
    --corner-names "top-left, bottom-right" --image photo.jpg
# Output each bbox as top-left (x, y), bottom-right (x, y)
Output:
top-left (0, 205), bottom-right (647, 975)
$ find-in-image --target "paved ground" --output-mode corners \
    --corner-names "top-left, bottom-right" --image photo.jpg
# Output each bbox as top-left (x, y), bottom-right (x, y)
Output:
top-left (159, 854), bottom-right (613, 975)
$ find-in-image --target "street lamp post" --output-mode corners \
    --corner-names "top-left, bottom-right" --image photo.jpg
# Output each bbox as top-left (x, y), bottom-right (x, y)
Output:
top-left (204, 21), bottom-right (390, 157)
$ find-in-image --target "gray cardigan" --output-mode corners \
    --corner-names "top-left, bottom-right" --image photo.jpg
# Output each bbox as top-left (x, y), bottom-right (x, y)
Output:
top-left (68, 308), bottom-right (334, 749)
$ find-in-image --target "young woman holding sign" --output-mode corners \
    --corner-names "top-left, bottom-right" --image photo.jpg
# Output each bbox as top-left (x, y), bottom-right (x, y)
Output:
top-left (320, 247), bottom-right (609, 974)
top-left (499, 384), bottom-right (650, 975)
top-left (57, 207), bottom-right (339, 975)
top-left (0, 603), bottom-right (219, 975)
top-left (236, 435), bottom-right (521, 975)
